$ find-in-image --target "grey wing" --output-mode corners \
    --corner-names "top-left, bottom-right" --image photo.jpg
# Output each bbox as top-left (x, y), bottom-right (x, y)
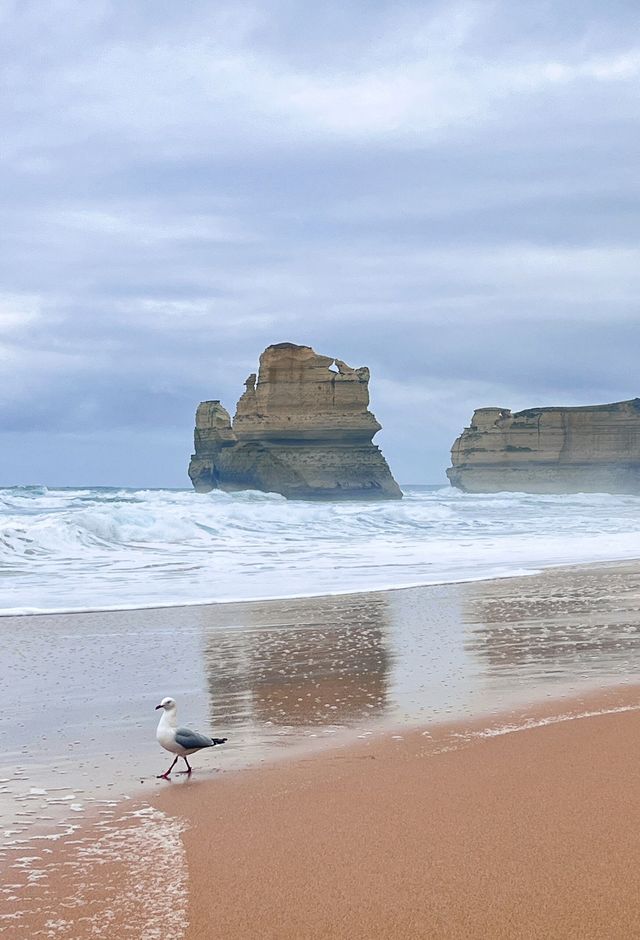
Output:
top-left (175, 727), bottom-right (214, 750)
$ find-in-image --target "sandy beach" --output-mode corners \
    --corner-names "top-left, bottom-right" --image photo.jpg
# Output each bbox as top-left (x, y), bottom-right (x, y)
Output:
top-left (158, 687), bottom-right (640, 940)
top-left (4, 684), bottom-right (640, 938)
top-left (2, 561), bottom-right (640, 937)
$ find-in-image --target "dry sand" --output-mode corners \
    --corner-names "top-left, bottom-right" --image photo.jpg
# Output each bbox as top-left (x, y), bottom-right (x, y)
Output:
top-left (151, 685), bottom-right (640, 940)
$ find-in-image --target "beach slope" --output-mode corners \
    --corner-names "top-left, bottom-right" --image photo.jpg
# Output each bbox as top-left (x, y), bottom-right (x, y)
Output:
top-left (156, 693), bottom-right (640, 939)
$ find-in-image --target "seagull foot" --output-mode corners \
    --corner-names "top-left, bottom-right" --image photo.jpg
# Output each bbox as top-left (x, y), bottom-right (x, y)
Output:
top-left (176, 769), bottom-right (192, 775)
top-left (157, 773), bottom-right (171, 780)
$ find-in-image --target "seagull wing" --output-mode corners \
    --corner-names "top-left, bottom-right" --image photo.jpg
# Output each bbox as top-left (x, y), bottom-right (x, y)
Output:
top-left (175, 727), bottom-right (226, 750)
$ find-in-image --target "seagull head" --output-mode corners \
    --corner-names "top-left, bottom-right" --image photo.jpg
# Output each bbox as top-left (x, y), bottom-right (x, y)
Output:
top-left (155, 696), bottom-right (177, 712)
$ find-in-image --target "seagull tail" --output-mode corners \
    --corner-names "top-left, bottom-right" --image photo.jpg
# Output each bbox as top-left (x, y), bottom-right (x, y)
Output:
top-left (211, 737), bottom-right (227, 746)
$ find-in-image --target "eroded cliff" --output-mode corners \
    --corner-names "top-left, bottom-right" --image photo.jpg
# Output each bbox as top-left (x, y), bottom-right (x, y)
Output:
top-left (447, 399), bottom-right (640, 494)
top-left (189, 343), bottom-right (402, 500)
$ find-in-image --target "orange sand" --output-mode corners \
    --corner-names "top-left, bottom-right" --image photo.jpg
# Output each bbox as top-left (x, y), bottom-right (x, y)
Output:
top-left (4, 687), bottom-right (640, 939)
top-left (155, 690), bottom-right (640, 939)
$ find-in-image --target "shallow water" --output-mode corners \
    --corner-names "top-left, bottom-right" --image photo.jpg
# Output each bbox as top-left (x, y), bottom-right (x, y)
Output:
top-left (2, 484), bottom-right (640, 613)
top-left (1, 562), bottom-right (640, 859)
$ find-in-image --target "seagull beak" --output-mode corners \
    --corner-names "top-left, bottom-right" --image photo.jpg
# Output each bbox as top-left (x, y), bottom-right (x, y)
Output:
top-left (155, 704), bottom-right (163, 710)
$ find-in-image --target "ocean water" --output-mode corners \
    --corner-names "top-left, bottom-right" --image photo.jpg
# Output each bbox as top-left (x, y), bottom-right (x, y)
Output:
top-left (2, 483), bottom-right (640, 925)
top-left (1, 484), bottom-right (639, 614)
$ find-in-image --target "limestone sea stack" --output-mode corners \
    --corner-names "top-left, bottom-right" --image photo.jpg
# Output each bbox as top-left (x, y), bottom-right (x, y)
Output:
top-left (447, 398), bottom-right (640, 494)
top-left (189, 343), bottom-right (402, 500)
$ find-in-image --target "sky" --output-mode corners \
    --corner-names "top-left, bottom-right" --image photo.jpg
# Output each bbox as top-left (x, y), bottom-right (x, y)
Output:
top-left (1, 0), bottom-right (639, 487)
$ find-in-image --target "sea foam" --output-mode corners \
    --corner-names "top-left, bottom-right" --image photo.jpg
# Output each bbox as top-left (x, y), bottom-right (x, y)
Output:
top-left (1, 485), bottom-right (639, 614)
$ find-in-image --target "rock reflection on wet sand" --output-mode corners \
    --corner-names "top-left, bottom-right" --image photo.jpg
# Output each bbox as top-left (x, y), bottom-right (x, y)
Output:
top-left (465, 564), bottom-right (640, 684)
top-left (202, 596), bottom-right (392, 731)
top-left (1, 561), bottom-right (640, 856)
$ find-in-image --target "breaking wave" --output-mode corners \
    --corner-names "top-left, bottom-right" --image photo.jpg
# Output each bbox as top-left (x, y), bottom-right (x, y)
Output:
top-left (1, 485), bottom-right (640, 614)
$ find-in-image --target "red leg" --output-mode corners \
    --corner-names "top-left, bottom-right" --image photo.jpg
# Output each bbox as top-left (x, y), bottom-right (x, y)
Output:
top-left (157, 756), bottom-right (179, 779)
top-left (177, 756), bottom-right (192, 775)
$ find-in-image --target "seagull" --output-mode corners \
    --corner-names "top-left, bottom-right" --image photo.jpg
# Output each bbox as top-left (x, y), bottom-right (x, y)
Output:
top-left (155, 696), bottom-right (227, 779)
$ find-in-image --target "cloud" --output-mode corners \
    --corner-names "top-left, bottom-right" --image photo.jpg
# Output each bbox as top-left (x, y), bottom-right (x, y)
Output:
top-left (4, 1), bottom-right (639, 162)
top-left (0, 0), bottom-right (639, 484)
top-left (0, 293), bottom-right (41, 332)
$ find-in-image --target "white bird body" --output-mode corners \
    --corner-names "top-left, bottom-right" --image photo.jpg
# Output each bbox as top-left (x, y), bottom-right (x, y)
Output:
top-left (154, 696), bottom-right (227, 778)
top-left (156, 706), bottom-right (184, 755)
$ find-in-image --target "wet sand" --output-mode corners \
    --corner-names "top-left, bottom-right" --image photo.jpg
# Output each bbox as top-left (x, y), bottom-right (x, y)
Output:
top-left (2, 561), bottom-right (640, 936)
top-left (155, 686), bottom-right (640, 939)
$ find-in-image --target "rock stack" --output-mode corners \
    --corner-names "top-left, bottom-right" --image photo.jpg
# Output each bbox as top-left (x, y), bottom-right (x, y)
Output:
top-left (189, 343), bottom-right (402, 500)
top-left (447, 399), bottom-right (640, 494)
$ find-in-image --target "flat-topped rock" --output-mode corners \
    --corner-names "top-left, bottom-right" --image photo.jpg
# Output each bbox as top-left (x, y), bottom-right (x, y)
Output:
top-left (189, 343), bottom-right (402, 500)
top-left (233, 343), bottom-right (381, 442)
top-left (447, 398), bottom-right (640, 494)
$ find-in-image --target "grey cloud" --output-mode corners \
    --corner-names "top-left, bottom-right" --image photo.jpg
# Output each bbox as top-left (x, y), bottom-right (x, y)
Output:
top-left (1, 0), bottom-right (639, 485)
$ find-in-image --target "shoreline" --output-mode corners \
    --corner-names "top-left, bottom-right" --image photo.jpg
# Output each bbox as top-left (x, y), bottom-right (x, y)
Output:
top-left (3, 554), bottom-right (640, 618)
top-left (3, 559), bottom-right (640, 936)
top-left (155, 683), bottom-right (640, 939)
top-left (3, 560), bottom-right (640, 865)
top-left (5, 683), bottom-right (640, 938)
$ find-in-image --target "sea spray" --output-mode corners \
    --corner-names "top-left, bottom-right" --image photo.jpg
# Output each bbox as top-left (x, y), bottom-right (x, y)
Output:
top-left (1, 485), bottom-right (639, 614)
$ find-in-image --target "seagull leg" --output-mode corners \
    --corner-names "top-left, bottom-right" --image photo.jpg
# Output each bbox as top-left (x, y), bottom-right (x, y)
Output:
top-left (157, 756), bottom-right (179, 779)
top-left (177, 756), bottom-right (192, 775)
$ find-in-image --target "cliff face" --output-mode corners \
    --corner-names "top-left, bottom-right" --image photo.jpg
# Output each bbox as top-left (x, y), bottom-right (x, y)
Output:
top-left (189, 343), bottom-right (402, 500)
top-left (447, 399), bottom-right (640, 494)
